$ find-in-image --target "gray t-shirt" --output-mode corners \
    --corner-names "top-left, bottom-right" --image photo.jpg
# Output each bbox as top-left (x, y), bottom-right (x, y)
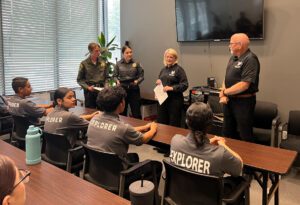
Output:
top-left (44, 106), bottom-right (89, 147)
top-left (7, 95), bottom-right (45, 125)
top-left (87, 112), bottom-right (144, 158)
top-left (170, 133), bottom-right (242, 177)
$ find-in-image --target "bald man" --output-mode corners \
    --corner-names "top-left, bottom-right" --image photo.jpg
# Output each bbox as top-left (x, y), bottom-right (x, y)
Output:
top-left (219, 33), bottom-right (260, 142)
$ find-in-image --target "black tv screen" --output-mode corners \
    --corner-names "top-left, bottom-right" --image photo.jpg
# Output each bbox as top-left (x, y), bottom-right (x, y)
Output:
top-left (175, 0), bottom-right (264, 42)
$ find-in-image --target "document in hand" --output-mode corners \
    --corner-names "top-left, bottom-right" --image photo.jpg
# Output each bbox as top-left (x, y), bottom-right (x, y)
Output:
top-left (94, 87), bottom-right (104, 92)
top-left (154, 84), bottom-right (168, 105)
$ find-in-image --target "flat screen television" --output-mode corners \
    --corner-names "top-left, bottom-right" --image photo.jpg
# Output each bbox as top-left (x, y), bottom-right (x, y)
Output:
top-left (175, 0), bottom-right (264, 42)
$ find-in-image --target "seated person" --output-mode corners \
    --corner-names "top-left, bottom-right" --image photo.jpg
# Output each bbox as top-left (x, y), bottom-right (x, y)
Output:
top-left (87, 86), bottom-right (158, 161)
top-left (44, 87), bottom-right (98, 147)
top-left (86, 86), bottom-right (162, 191)
top-left (170, 102), bottom-right (244, 202)
top-left (0, 154), bottom-right (30, 205)
top-left (0, 95), bottom-right (13, 132)
top-left (7, 77), bottom-right (53, 125)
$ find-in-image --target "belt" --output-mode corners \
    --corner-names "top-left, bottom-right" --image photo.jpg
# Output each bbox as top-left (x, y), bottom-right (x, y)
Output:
top-left (230, 93), bottom-right (256, 98)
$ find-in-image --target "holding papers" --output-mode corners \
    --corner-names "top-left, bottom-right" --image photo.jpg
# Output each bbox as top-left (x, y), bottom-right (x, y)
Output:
top-left (154, 84), bottom-right (168, 105)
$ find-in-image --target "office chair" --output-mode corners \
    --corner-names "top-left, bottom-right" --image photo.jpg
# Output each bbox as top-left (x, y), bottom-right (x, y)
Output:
top-left (82, 143), bottom-right (162, 204)
top-left (279, 110), bottom-right (300, 167)
top-left (42, 131), bottom-right (84, 175)
top-left (253, 100), bottom-right (280, 146)
top-left (162, 160), bottom-right (250, 205)
top-left (11, 115), bottom-right (32, 149)
top-left (0, 115), bottom-right (13, 142)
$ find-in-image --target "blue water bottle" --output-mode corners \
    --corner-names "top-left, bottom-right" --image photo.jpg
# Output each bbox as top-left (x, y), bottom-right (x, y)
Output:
top-left (26, 125), bottom-right (42, 165)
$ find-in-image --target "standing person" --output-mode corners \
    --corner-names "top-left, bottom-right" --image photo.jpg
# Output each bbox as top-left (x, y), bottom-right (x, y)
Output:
top-left (156, 48), bottom-right (188, 127)
top-left (77, 42), bottom-right (108, 108)
top-left (115, 45), bottom-right (144, 119)
top-left (219, 33), bottom-right (260, 142)
top-left (7, 77), bottom-right (53, 125)
top-left (0, 154), bottom-right (30, 205)
top-left (170, 102), bottom-right (245, 204)
top-left (44, 87), bottom-right (98, 147)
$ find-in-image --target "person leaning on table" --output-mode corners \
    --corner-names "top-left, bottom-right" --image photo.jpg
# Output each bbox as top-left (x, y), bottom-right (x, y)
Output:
top-left (0, 154), bottom-right (30, 205)
top-left (156, 48), bottom-right (188, 127)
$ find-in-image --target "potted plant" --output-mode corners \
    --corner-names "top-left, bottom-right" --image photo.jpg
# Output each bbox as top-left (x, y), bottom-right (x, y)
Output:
top-left (97, 32), bottom-right (119, 87)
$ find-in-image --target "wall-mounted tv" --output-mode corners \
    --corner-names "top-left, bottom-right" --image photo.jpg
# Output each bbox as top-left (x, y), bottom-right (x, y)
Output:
top-left (175, 0), bottom-right (264, 42)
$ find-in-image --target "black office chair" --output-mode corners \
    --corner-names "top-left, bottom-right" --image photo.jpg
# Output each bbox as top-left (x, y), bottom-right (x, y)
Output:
top-left (11, 115), bottom-right (32, 149)
top-left (42, 132), bottom-right (84, 175)
top-left (0, 115), bottom-right (13, 142)
top-left (162, 160), bottom-right (250, 205)
top-left (82, 143), bottom-right (162, 204)
top-left (279, 110), bottom-right (300, 167)
top-left (253, 100), bottom-right (280, 146)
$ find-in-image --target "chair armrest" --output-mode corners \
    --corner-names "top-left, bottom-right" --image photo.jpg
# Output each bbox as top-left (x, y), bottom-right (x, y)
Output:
top-left (271, 115), bottom-right (281, 147)
top-left (120, 159), bottom-right (151, 176)
top-left (66, 146), bottom-right (83, 172)
top-left (222, 177), bottom-right (250, 204)
top-left (278, 122), bottom-right (288, 132)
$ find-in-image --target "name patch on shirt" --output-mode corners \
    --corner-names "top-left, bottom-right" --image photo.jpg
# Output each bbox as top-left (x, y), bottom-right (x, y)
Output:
top-left (45, 117), bottom-right (63, 123)
top-left (90, 119), bottom-right (117, 132)
top-left (7, 101), bottom-right (19, 108)
top-left (170, 149), bottom-right (211, 174)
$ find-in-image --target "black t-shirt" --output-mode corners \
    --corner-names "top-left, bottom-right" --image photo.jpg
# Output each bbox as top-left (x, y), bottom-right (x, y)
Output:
top-left (225, 49), bottom-right (260, 95)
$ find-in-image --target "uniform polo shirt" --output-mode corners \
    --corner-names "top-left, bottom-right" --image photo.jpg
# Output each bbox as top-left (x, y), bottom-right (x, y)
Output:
top-left (87, 112), bottom-right (144, 158)
top-left (170, 133), bottom-right (242, 177)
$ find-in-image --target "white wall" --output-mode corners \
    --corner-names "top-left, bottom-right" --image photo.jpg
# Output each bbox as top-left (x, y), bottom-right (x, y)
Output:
top-left (121, 0), bottom-right (300, 121)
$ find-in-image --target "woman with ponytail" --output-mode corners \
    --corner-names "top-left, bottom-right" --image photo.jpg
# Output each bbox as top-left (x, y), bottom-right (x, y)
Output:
top-left (169, 102), bottom-right (243, 177)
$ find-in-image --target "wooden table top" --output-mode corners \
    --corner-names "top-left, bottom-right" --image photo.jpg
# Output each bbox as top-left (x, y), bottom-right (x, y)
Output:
top-left (71, 106), bottom-right (297, 175)
top-left (0, 140), bottom-right (130, 205)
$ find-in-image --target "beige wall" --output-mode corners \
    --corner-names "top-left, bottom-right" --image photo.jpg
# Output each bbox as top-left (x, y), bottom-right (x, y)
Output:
top-left (121, 0), bottom-right (300, 121)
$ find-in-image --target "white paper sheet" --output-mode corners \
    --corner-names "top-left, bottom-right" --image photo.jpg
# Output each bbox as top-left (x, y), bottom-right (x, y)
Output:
top-left (154, 84), bottom-right (168, 105)
top-left (94, 87), bottom-right (104, 92)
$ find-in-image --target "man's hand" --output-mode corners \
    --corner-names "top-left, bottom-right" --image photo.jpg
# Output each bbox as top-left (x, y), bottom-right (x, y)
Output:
top-left (219, 96), bottom-right (228, 104)
top-left (210, 136), bottom-right (226, 145)
top-left (156, 79), bottom-right (162, 85)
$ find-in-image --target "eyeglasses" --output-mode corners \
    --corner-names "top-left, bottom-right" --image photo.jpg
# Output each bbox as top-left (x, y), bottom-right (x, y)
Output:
top-left (9, 169), bottom-right (31, 193)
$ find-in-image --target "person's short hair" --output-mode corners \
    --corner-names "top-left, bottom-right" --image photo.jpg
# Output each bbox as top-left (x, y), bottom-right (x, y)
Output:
top-left (163, 48), bottom-right (178, 66)
top-left (88, 42), bottom-right (100, 53)
top-left (96, 86), bottom-right (127, 112)
top-left (12, 77), bottom-right (29, 94)
top-left (53, 87), bottom-right (73, 106)
top-left (0, 155), bottom-right (17, 203)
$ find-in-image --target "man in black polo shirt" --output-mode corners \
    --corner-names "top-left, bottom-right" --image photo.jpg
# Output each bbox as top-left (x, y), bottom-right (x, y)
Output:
top-left (219, 33), bottom-right (260, 142)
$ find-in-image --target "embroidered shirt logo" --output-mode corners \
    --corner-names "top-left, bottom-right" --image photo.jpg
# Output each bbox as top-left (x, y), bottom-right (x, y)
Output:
top-left (169, 70), bottom-right (175, 76)
top-left (234, 61), bottom-right (243, 69)
top-left (132, 63), bottom-right (137, 68)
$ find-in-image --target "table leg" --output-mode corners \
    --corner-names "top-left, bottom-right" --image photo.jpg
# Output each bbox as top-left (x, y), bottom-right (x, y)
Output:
top-left (262, 172), bottom-right (268, 205)
top-left (274, 174), bottom-right (279, 205)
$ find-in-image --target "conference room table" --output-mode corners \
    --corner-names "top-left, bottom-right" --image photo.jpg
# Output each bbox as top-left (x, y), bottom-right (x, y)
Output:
top-left (71, 106), bottom-right (297, 205)
top-left (0, 140), bottom-right (130, 205)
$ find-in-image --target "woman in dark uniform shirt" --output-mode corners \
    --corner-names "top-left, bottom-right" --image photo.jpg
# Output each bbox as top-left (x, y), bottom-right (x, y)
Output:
top-left (115, 45), bottom-right (144, 119)
top-left (156, 48), bottom-right (188, 127)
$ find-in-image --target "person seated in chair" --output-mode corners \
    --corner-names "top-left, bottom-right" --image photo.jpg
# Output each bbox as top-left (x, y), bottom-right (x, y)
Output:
top-left (0, 95), bottom-right (13, 133)
top-left (170, 102), bottom-right (245, 203)
top-left (87, 86), bottom-right (158, 162)
top-left (7, 77), bottom-right (53, 125)
top-left (86, 86), bottom-right (162, 193)
top-left (44, 87), bottom-right (99, 147)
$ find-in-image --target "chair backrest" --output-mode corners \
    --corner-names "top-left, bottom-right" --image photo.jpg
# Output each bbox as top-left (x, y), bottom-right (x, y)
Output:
top-left (163, 160), bottom-right (223, 205)
top-left (288, 110), bottom-right (300, 136)
top-left (82, 143), bottom-right (124, 192)
top-left (253, 101), bottom-right (278, 129)
top-left (0, 115), bottom-right (13, 135)
top-left (11, 115), bottom-right (31, 147)
top-left (43, 131), bottom-right (72, 167)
